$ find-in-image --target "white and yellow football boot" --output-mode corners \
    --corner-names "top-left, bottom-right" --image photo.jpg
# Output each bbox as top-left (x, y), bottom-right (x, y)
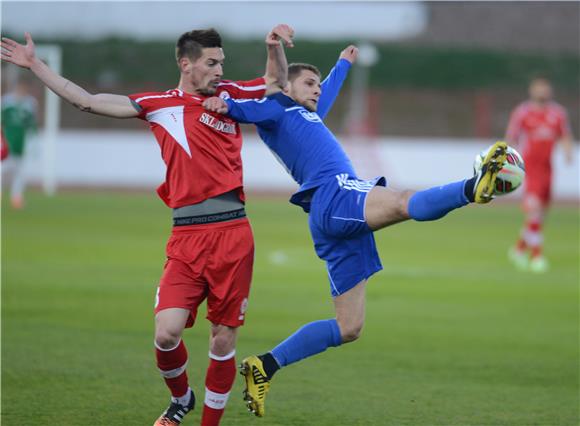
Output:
top-left (239, 355), bottom-right (270, 417)
top-left (474, 141), bottom-right (508, 204)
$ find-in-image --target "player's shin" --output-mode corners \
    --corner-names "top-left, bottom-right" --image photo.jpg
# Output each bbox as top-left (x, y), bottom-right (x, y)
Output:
top-left (270, 318), bottom-right (342, 368)
top-left (407, 180), bottom-right (470, 221)
top-left (201, 350), bottom-right (236, 426)
top-left (155, 339), bottom-right (190, 401)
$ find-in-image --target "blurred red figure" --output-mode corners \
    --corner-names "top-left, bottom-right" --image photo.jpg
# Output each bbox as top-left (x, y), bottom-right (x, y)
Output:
top-left (1, 25), bottom-right (293, 426)
top-left (1, 129), bottom-right (9, 161)
top-left (505, 77), bottom-right (575, 273)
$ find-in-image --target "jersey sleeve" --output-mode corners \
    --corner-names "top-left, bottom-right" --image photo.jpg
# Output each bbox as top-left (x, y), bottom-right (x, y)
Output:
top-left (225, 97), bottom-right (284, 129)
top-left (218, 78), bottom-right (267, 100)
top-left (127, 92), bottom-right (158, 120)
top-left (317, 59), bottom-right (352, 120)
top-left (505, 104), bottom-right (525, 143)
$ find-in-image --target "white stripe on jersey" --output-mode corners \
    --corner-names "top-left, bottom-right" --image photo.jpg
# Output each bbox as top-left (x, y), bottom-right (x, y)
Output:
top-left (217, 81), bottom-right (267, 92)
top-left (134, 93), bottom-right (177, 103)
top-left (285, 106), bottom-right (303, 112)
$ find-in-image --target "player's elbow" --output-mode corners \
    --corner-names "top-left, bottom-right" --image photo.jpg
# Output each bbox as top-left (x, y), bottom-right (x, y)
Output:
top-left (71, 95), bottom-right (93, 113)
top-left (264, 74), bottom-right (287, 95)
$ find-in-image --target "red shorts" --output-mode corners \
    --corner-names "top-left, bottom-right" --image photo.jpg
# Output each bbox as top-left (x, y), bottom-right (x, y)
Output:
top-left (155, 218), bottom-right (254, 328)
top-left (524, 170), bottom-right (552, 206)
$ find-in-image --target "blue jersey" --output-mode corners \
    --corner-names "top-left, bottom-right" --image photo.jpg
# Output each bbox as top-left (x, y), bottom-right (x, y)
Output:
top-left (225, 59), bottom-right (356, 211)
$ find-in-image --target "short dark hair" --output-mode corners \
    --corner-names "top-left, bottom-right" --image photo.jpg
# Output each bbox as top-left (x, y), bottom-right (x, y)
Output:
top-left (176, 29), bottom-right (222, 61)
top-left (288, 63), bottom-right (321, 82)
top-left (530, 75), bottom-right (551, 85)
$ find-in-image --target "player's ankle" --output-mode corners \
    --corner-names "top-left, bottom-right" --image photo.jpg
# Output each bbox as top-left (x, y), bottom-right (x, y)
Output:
top-left (172, 388), bottom-right (193, 406)
top-left (463, 177), bottom-right (476, 203)
top-left (258, 352), bottom-right (280, 379)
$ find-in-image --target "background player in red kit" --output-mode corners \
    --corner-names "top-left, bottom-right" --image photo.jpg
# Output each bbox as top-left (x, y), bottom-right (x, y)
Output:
top-left (505, 77), bottom-right (575, 273)
top-left (1, 25), bottom-right (293, 425)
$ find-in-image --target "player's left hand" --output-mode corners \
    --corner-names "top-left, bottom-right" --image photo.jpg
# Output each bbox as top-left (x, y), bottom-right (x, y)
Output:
top-left (203, 97), bottom-right (229, 114)
top-left (339, 45), bottom-right (359, 64)
top-left (1, 32), bottom-right (37, 69)
top-left (266, 24), bottom-right (294, 48)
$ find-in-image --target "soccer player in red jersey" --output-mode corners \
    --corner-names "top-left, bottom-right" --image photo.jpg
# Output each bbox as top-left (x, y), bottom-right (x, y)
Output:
top-left (505, 77), bottom-right (575, 272)
top-left (1, 26), bottom-right (293, 425)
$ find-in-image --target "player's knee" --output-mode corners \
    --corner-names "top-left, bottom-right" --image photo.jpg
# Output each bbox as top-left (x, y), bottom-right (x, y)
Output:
top-left (209, 330), bottom-right (237, 356)
top-left (340, 321), bottom-right (364, 343)
top-left (398, 190), bottom-right (414, 218)
top-left (154, 329), bottom-right (182, 350)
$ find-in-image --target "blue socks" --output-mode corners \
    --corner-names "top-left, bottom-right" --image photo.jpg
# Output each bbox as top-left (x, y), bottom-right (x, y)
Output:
top-left (271, 319), bottom-right (342, 368)
top-left (408, 179), bottom-right (470, 222)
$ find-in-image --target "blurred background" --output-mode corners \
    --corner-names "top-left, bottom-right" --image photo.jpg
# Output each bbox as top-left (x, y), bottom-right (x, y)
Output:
top-left (1, 1), bottom-right (579, 197)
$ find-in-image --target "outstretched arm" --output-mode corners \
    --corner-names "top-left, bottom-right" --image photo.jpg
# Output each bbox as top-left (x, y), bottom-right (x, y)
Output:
top-left (560, 135), bottom-right (575, 165)
top-left (263, 24), bottom-right (294, 96)
top-left (1, 33), bottom-right (139, 118)
top-left (317, 45), bottom-right (357, 120)
top-left (559, 111), bottom-right (575, 165)
top-left (203, 96), bottom-right (283, 128)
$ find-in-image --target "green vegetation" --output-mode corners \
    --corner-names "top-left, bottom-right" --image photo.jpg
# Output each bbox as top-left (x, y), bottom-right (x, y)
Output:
top-left (8, 34), bottom-right (579, 91)
top-left (2, 192), bottom-right (579, 425)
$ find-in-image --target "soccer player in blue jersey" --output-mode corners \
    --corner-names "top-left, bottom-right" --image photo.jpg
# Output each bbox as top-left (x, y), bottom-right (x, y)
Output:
top-left (204, 45), bottom-right (508, 417)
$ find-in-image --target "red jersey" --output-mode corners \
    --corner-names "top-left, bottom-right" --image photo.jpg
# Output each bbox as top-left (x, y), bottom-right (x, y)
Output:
top-left (505, 101), bottom-right (571, 168)
top-left (129, 78), bottom-right (266, 208)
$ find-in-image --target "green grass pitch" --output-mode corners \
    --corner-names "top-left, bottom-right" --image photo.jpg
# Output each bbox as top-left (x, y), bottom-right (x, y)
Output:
top-left (2, 192), bottom-right (578, 425)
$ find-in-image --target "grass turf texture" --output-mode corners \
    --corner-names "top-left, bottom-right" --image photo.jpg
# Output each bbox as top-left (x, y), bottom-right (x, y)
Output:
top-left (2, 192), bottom-right (578, 425)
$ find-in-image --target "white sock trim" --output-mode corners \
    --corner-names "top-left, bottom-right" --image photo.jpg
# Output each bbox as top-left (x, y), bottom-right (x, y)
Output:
top-left (204, 387), bottom-right (231, 410)
top-left (154, 338), bottom-right (181, 352)
top-left (209, 349), bottom-right (236, 361)
top-left (159, 361), bottom-right (188, 379)
top-left (525, 230), bottom-right (543, 246)
top-left (172, 387), bottom-right (192, 405)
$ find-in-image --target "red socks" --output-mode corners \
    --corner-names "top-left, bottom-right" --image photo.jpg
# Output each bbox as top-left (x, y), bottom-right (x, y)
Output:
top-left (526, 220), bottom-right (543, 258)
top-left (155, 339), bottom-right (189, 398)
top-left (201, 350), bottom-right (237, 426)
top-left (155, 341), bottom-right (236, 425)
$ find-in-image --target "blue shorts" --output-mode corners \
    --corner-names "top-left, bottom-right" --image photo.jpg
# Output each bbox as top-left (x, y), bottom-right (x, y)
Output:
top-left (308, 174), bottom-right (386, 297)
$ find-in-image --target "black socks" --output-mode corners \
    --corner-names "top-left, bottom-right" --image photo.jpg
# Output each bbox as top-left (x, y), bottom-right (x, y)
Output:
top-left (258, 352), bottom-right (280, 379)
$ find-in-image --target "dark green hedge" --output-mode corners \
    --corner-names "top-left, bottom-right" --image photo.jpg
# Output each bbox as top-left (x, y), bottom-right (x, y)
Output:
top-left (11, 35), bottom-right (580, 91)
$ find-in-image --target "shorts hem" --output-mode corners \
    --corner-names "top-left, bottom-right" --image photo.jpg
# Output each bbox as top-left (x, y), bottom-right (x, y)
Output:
top-left (330, 266), bottom-right (383, 297)
top-left (207, 315), bottom-right (245, 328)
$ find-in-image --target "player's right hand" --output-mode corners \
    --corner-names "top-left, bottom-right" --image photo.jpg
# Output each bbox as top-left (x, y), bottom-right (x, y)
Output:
top-left (1, 32), bottom-right (37, 69)
top-left (339, 45), bottom-right (359, 64)
top-left (266, 24), bottom-right (295, 48)
top-left (203, 97), bottom-right (229, 115)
